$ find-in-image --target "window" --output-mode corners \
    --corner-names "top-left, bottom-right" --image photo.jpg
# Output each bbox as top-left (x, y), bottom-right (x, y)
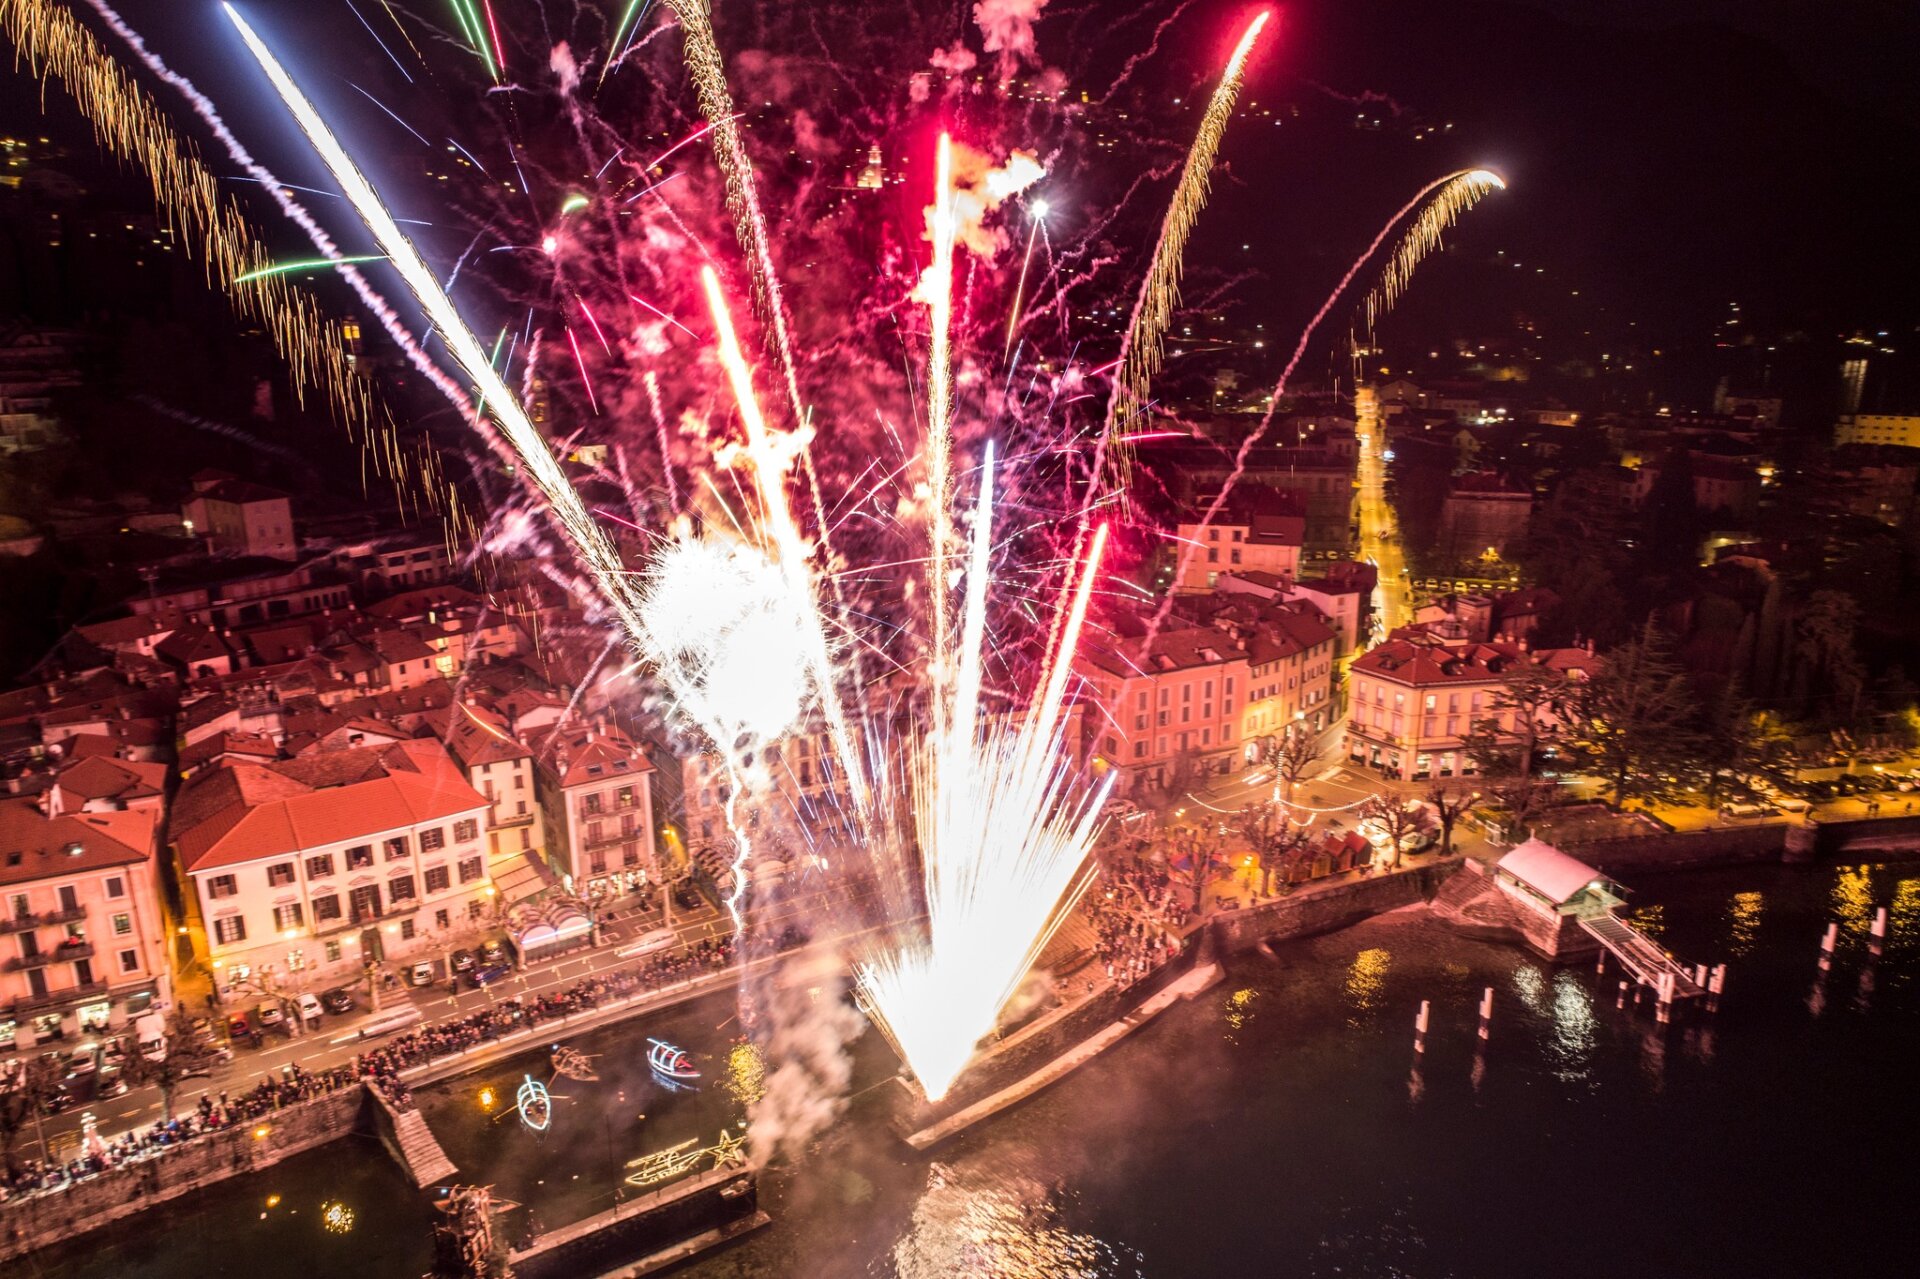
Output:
top-left (1133, 741), bottom-right (1147, 758)
top-left (112, 913), bottom-right (132, 936)
top-left (273, 903), bottom-right (304, 931)
top-left (400, 918), bottom-right (416, 940)
top-left (306, 854), bottom-right (334, 880)
top-left (583, 793), bottom-right (604, 815)
top-left (384, 837), bottom-right (409, 862)
top-left (325, 940), bottom-right (342, 963)
top-left (468, 900), bottom-right (486, 920)
top-left (213, 915), bottom-right (247, 945)
top-left (590, 850), bottom-right (607, 875)
top-left (515, 800), bottom-right (527, 816)
top-left (267, 862), bottom-right (296, 887)
top-left (7, 893), bottom-right (26, 919)
top-left (419, 827), bottom-right (446, 853)
top-left (119, 949), bottom-right (140, 974)
top-left (313, 894), bottom-right (341, 922)
top-left (457, 856), bottom-right (483, 884)
top-left (347, 844), bottom-right (374, 870)
top-left (519, 829), bottom-right (532, 851)
top-left (587, 820), bottom-right (604, 845)
top-left (207, 875), bottom-right (238, 900)
top-left (105, 876), bottom-right (125, 899)
top-left (453, 818), bottom-right (479, 842)
top-left (58, 885), bottom-right (78, 912)
top-left (617, 785), bottom-right (635, 808)
top-left (435, 909), bottom-right (449, 929)
top-left (388, 875), bottom-right (417, 903)
top-left (424, 866), bottom-right (450, 893)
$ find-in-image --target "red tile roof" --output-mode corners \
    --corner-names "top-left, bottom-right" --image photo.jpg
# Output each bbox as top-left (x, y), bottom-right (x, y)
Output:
top-left (174, 739), bottom-right (486, 873)
top-left (0, 797), bottom-right (156, 886)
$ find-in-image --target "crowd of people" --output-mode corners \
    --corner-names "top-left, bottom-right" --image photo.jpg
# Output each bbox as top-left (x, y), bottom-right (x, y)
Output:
top-left (1, 934), bottom-right (746, 1201)
top-left (2, 1062), bottom-right (359, 1199)
top-left (1086, 855), bottom-right (1191, 989)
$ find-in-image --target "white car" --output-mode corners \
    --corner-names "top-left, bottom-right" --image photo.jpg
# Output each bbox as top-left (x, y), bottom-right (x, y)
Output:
top-left (296, 993), bottom-right (324, 1025)
top-left (617, 928), bottom-right (678, 959)
top-left (256, 1002), bottom-right (286, 1029)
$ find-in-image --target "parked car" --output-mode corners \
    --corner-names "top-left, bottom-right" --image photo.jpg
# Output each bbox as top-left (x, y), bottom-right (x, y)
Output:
top-left (450, 948), bottom-right (477, 974)
top-left (256, 1002), bottom-right (286, 1032)
top-left (1775, 796), bottom-right (1811, 813)
top-left (478, 939), bottom-right (509, 967)
top-left (320, 987), bottom-right (356, 1015)
top-left (225, 1012), bottom-right (255, 1044)
top-left (406, 961), bottom-right (437, 987)
top-left (469, 962), bottom-right (512, 990)
top-left (65, 1047), bottom-right (99, 1078)
top-left (1719, 802), bottom-right (1777, 820)
top-left (296, 993), bottom-right (324, 1026)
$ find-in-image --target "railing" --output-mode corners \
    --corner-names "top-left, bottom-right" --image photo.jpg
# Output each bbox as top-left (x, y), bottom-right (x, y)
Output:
top-left (0, 906), bottom-right (86, 935)
top-left (4, 979), bottom-right (109, 1015)
top-left (488, 811), bottom-right (536, 829)
top-left (4, 942), bottom-right (93, 972)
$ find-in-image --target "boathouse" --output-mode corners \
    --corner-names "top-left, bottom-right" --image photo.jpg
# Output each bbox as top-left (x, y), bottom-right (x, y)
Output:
top-left (1493, 839), bottom-right (1624, 921)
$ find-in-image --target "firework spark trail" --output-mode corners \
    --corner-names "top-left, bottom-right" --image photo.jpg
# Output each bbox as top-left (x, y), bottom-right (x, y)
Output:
top-left (1095, 9), bottom-right (1270, 491)
top-left (224, 4), bottom-right (643, 639)
top-left (1141, 169), bottom-right (1506, 653)
top-left (644, 370), bottom-right (679, 512)
top-left (858, 491), bottom-right (1112, 1102)
top-left (662, 0), bottom-right (854, 697)
top-left (924, 133), bottom-right (959, 739)
top-left (0, 0), bottom-right (369, 426)
top-left (82, 0), bottom-right (478, 416)
top-left (699, 267), bottom-right (872, 819)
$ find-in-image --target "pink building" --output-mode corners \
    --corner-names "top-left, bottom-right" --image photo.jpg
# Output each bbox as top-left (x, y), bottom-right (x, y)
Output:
top-left (2, 793), bottom-right (169, 1048)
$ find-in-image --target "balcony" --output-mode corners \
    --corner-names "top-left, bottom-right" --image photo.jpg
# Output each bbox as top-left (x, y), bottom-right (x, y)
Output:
top-left (0, 906), bottom-right (87, 935)
top-left (488, 810), bottom-right (536, 830)
top-left (4, 980), bottom-right (110, 1017)
top-left (5, 942), bottom-right (94, 972)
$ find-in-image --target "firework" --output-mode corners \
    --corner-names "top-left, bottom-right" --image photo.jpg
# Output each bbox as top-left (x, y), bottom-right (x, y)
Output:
top-left (223, 3), bottom-right (644, 645)
top-left (1362, 168), bottom-right (1506, 336)
top-left (660, 0), bottom-right (805, 428)
top-left (924, 133), bottom-right (959, 732)
top-left (1145, 168), bottom-right (1506, 648)
top-left (1099, 9), bottom-right (1271, 484)
top-left (858, 452), bottom-right (1112, 1102)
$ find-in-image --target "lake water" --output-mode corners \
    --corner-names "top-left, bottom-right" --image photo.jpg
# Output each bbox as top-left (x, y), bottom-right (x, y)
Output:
top-left (20, 860), bottom-right (1920, 1278)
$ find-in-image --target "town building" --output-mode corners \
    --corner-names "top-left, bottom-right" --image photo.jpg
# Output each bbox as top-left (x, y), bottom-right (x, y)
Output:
top-left (172, 739), bottom-right (495, 996)
top-left (182, 470), bottom-right (298, 561)
top-left (439, 700), bottom-right (548, 891)
top-left (2, 791), bottom-right (168, 1048)
top-left (532, 723), bottom-right (658, 898)
top-left (1346, 631), bottom-right (1594, 781)
top-left (1173, 495), bottom-right (1305, 593)
top-left (1078, 594), bottom-right (1340, 793)
top-left (1438, 472), bottom-right (1533, 563)
top-left (1834, 414), bottom-right (1920, 449)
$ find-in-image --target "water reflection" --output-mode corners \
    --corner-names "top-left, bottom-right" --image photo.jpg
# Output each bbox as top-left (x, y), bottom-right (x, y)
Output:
top-left (1889, 877), bottom-right (1920, 956)
top-left (1628, 902), bottom-right (1667, 940)
top-left (1725, 891), bottom-right (1765, 957)
top-left (1831, 866), bottom-right (1874, 937)
top-left (890, 1163), bottom-right (1144, 1279)
top-left (1222, 987), bottom-right (1258, 1044)
top-left (1511, 965), bottom-right (1596, 1082)
top-left (1344, 948), bottom-right (1392, 1023)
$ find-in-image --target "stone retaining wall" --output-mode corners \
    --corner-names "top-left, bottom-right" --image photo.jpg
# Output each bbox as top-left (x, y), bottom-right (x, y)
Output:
top-left (1565, 823), bottom-right (1788, 874)
top-left (0, 1087), bottom-right (367, 1264)
top-left (1207, 861), bottom-right (1453, 954)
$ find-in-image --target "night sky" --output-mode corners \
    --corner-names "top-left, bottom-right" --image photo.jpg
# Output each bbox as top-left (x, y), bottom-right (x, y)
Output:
top-left (5, 0), bottom-right (1917, 404)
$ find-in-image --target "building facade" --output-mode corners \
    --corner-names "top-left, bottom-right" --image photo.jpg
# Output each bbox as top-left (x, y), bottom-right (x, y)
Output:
top-left (533, 724), bottom-right (657, 898)
top-left (2, 794), bottom-right (168, 1048)
top-left (172, 740), bottom-right (495, 995)
top-left (1346, 633), bottom-right (1593, 781)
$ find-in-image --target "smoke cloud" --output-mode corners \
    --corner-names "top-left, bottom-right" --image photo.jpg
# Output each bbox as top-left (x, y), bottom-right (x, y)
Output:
top-left (745, 973), bottom-right (867, 1168)
top-left (974, 0), bottom-right (1051, 68)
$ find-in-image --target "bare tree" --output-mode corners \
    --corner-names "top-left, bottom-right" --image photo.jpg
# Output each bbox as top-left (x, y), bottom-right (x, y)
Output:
top-left (1235, 798), bottom-right (1309, 897)
top-left (1165, 827), bottom-right (1226, 913)
top-left (1358, 795), bottom-right (1438, 870)
top-left (0, 1052), bottom-right (64, 1172)
top-left (1423, 781), bottom-right (1481, 857)
top-left (121, 1006), bottom-right (225, 1119)
top-left (1260, 724), bottom-right (1320, 810)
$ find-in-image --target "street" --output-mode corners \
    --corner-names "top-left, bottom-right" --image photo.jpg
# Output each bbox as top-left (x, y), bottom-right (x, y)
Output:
top-left (1354, 393), bottom-right (1413, 637)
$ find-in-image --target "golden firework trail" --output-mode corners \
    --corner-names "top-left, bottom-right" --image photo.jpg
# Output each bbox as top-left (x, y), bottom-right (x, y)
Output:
top-left (0, 0), bottom-right (367, 428)
top-left (1098, 9), bottom-right (1270, 484)
top-left (1142, 167), bottom-right (1506, 655)
top-left (660, 0), bottom-right (805, 428)
top-left (224, 3), bottom-right (643, 641)
top-left (925, 133), bottom-right (959, 738)
top-left (0, 0), bottom-right (466, 527)
top-left (1362, 168), bottom-right (1506, 337)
